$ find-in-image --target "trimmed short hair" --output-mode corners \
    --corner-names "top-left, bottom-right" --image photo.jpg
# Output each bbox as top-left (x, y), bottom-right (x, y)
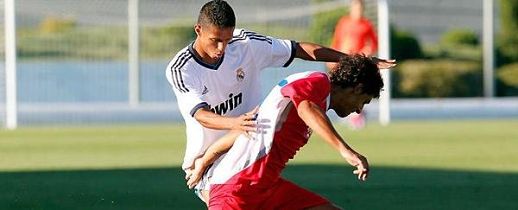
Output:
top-left (330, 54), bottom-right (383, 98)
top-left (198, 0), bottom-right (236, 28)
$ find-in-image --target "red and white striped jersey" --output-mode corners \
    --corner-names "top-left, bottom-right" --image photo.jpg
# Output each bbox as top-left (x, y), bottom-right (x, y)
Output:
top-left (209, 71), bottom-right (331, 186)
top-left (165, 29), bottom-right (296, 171)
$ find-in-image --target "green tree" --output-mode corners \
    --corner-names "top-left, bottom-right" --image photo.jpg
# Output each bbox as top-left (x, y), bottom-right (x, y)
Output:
top-left (440, 29), bottom-right (479, 47)
top-left (390, 26), bottom-right (423, 61)
top-left (309, 0), bottom-right (346, 45)
top-left (497, 0), bottom-right (518, 65)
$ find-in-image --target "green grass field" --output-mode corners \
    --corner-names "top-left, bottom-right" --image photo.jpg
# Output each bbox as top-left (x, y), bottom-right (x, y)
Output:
top-left (1, 120), bottom-right (518, 210)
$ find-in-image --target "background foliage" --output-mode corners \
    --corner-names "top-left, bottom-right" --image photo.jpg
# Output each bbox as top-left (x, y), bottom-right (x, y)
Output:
top-left (12, 0), bottom-right (518, 97)
top-left (393, 59), bottom-right (482, 98)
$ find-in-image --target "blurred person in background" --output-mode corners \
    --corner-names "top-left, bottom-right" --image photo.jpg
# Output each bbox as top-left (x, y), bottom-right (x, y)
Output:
top-left (166, 0), bottom-right (395, 205)
top-left (328, 0), bottom-right (378, 130)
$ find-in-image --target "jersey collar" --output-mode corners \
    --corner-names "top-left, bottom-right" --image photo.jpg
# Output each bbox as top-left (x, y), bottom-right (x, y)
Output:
top-left (188, 42), bottom-right (225, 70)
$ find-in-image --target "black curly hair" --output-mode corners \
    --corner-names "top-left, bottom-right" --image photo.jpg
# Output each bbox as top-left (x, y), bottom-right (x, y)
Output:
top-left (198, 0), bottom-right (236, 28)
top-left (329, 54), bottom-right (383, 98)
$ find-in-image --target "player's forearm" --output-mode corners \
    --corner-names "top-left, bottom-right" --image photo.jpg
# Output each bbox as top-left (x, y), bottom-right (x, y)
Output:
top-left (297, 100), bottom-right (357, 156)
top-left (199, 130), bottom-right (241, 166)
top-left (194, 107), bottom-right (257, 131)
top-left (185, 131), bottom-right (241, 190)
top-left (194, 108), bottom-right (235, 130)
top-left (297, 42), bottom-right (396, 69)
top-left (296, 42), bottom-right (349, 62)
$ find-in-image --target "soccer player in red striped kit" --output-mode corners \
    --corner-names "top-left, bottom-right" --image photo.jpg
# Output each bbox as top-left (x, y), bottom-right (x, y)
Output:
top-left (187, 54), bottom-right (383, 210)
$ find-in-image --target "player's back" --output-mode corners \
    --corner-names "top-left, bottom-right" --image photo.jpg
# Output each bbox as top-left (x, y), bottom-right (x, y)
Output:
top-left (209, 71), bottom-right (330, 187)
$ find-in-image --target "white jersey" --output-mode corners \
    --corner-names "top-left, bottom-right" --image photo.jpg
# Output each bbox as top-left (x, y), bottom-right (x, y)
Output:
top-left (165, 28), bottom-right (296, 171)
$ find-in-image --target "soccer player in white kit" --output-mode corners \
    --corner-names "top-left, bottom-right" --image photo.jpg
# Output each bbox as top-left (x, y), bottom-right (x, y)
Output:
top-left (186, 54), bottom-right (383, 210)
top-left (165, 0), bottom-right (395, 203)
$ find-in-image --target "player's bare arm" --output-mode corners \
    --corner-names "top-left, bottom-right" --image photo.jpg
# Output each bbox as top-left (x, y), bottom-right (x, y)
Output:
top-left (193, 106), bottom-right (258, 132)
top-left (186, 130), bottom-right (242, 189)
top-left (296, 100), bottom-right (369, 181)
top-left (295, 42), bottom-right (396, 69)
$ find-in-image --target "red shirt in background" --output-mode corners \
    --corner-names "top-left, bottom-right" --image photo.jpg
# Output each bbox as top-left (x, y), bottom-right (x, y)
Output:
top-left (331, 16), bottom-right (378, 55)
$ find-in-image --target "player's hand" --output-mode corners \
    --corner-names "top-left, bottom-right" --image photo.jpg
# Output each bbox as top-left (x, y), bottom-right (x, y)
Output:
top-left (344, 152), bottom-right (369, 181)
top-left (371, 57), bottom-right (396, 69)
top-left (232, 106), bottom-right (259, 132)
top-left (186, 158), bottom-right (208, 189)
top-left (184, 168), bottom-right (193, 180)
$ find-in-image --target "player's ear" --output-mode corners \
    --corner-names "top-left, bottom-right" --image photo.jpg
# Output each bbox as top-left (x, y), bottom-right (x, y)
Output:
top-left (353, 84), bottom-right (364, 94)
top-left (194, 24), bottom-right (202, 36)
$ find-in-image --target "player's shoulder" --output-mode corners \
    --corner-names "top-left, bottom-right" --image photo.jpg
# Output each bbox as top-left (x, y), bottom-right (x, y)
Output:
top-left (286, 71), bottom-right (329, 82)
top-left (167, 46), bottom-right (196, 72)
top-left (278, 71), bottom-right (329, 88)
top-left (169, 46), bottom-right (193, 65)
top-left (337, 16), bottom-right (351, 24)
top-left (360, 17), bottom-right (375, 25)
top-left (229, 28), bottom-right (272, 45)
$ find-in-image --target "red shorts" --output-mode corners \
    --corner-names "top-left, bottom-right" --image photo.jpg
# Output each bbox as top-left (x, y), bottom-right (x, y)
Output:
top-left (209, 178), bottom-right (329, 210)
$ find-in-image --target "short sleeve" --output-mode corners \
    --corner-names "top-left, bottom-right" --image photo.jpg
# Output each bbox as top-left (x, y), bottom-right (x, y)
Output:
top-left (280, 72), bottom-right (331, 108)
top-left (271, 39), bottom-right (297, 68)
top-left (237, 29), bottom-right (296, 70)
top-left (166, 55), bottom-right (207, 118)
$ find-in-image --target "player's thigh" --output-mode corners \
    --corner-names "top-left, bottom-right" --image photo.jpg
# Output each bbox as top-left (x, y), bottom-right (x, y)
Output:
top-left (208, 196), bottom-right (244, 210)
top-left (265, 178), bottom-right (330, 210)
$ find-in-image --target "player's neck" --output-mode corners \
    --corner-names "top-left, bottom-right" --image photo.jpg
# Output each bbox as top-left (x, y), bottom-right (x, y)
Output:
top-left (349, 11), bottom-right (363, 21)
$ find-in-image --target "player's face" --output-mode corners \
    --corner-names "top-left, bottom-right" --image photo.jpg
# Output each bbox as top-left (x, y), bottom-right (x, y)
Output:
top-left (333, 87), bottom-right (374, 118)
top-left (194, 23), bottom-right (234, 64)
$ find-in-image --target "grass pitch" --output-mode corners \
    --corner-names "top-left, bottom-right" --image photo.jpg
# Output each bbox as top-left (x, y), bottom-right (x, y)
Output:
top-left (1, 120), bottom-right (517, 210)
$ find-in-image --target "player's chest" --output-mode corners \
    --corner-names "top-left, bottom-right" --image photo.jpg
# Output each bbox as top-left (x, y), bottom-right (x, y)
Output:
top-left (198, 58), bottom-right (257, 89)
top-left (343, 22), bottom-right (370, 36)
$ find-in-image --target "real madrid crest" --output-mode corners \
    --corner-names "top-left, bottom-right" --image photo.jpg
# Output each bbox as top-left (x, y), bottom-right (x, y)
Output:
top-left (236, 68), bottom-right (245, 82)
